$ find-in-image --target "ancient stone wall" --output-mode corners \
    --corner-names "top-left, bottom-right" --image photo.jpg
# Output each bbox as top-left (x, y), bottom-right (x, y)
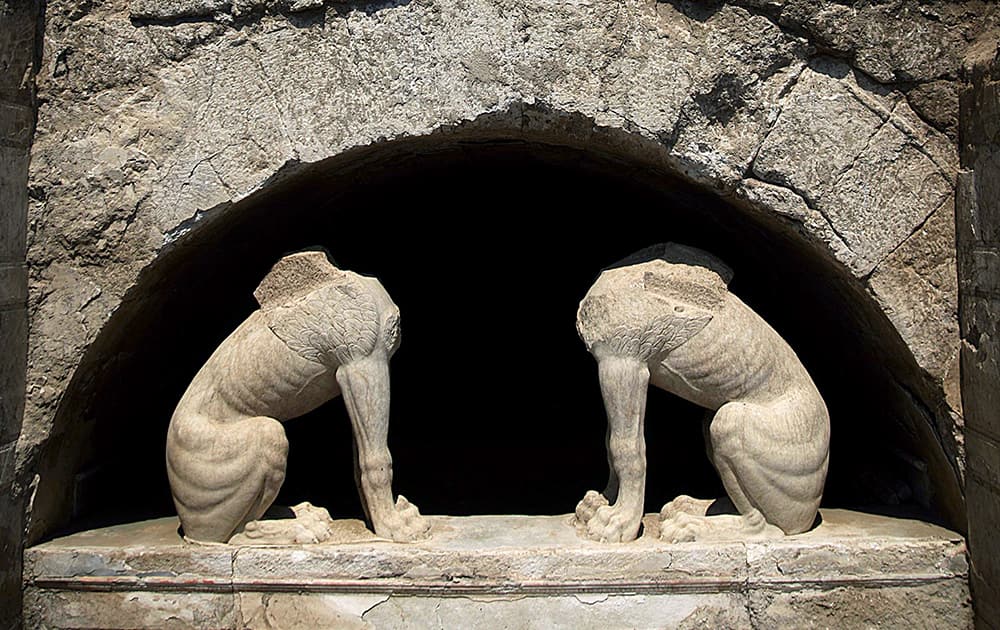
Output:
top-left (0, 2), bottom-right (41, 628)
top-left (958, 42), bottom-right (1000, 630)
top-left (3, 0), bottom-right (997, 623)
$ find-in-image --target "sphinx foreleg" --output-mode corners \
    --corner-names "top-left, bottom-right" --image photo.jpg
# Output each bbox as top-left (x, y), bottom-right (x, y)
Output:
top-left (337, 355), bottom-right (429, 542)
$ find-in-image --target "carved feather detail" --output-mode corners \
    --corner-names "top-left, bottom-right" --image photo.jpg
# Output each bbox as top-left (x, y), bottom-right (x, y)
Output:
top-left (263, 279), bottom-right (380, 367)
top-left (577, 246), bottom-right (729, 361)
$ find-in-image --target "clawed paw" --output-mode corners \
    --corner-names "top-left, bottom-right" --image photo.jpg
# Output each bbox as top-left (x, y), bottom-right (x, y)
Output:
top-left (659, 511), bottom-right (702, 543)
top-left (236, 502), bottom-right (336, 545)
top-left (574, 490), bottom-right (608, 527)
top-left (659, 505), bottom-right (781, 542)
top-left (240, 519), bottom-right (323, 544)
top-left (376, 495), bottom-right (431, 542)
top-left (573, 491), bottom-right (640, 543)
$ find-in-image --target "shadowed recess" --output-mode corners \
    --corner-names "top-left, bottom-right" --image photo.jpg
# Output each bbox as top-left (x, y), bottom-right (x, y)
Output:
top-left (28, 133), bottom-right (963, 541)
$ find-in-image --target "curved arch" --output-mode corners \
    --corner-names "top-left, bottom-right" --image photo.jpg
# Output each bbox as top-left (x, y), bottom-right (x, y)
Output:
top-left (26, 106), bottom-right (964, 542)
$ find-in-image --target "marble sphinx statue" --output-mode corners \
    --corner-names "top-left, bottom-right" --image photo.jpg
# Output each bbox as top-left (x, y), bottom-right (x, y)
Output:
top-left (573, 244), bottom-right (830, 543)
top-left (166, 250), bottom-right (429, 544)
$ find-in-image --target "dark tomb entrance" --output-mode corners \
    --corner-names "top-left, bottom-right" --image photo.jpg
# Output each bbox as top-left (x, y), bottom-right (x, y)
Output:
top-left (31, 139), bottom-right (962, 540)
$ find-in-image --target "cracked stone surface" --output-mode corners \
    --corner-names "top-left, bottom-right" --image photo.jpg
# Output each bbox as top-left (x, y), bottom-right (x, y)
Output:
top-left (18, 0), bottom-right (990, 545)
top-left (752, 59), bottom-right (958, 275)
top-left (957, 44), bottom-right (1000, 630)
top-left (23, 512), bottom-right (972, 628)
top-left (869, 200), bottom-right (963, 457)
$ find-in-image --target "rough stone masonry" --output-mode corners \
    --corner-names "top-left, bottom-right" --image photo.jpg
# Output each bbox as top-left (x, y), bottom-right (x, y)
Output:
top-left (2, 0), bottom-right (999, 626)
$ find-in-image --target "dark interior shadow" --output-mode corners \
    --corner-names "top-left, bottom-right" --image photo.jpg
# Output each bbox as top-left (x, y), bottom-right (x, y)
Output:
top-left (37, 138), bottom-right (955, 540)
top-left (656, 0), bottom-right (726, 23)
top-left (706, 497), bottom-right (738, 517)
top-left (811, 511), bottom-right (823, 530)
top-left (263, 505), bottom-right (296, 520)
top-left (342, 0), bottom-right (413, 17)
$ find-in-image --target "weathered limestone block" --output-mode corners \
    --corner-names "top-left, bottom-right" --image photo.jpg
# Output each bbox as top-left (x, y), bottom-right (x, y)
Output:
top-left (868, 200), bottom-right (962, 421)
top-left (24, 512), bottom-right (971, 629)
top-left (166, 250), bottom-right (427, 543)
top-left (0, 145), bottom-right (30, 260)
top-left (907, 80), bottom-right (962, 137)
top-left (2, 0), bottom-right (41, 624)
top-left (648, 3), bottom-right (809, 188)
top-left (958, 41), bottom-right (1000, 629)
top-left (130, 0), bottom-right (232, 20)
top-left (0, 305), bottom-right (28, 446)
top-left (360, 592), bottom-right (751, 629)
top-left (729, 0), bottom-right (998, 85)
top-left (816, 119), bottom-right (952, 271)
top-left (574, 244), bottom-right (829, 543)
top-left (238, 593), bottom-right (382, 630)
top-left (24, 589), bottom-right (242, 629)
top-left (752, 58), bottom-right (955, 275)
top-left (748, 582), bottom-right (972, 629)
top-left (752, 60), bottom-right (889, 204)
top-left (0, 481), bottom-right (26, 628)
top-left (967, 474), bottom-right (1000, 626)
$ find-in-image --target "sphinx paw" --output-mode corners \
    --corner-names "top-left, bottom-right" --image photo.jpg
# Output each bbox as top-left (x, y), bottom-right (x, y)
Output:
top-left (377, 495), bottom-right (431, 542)
top-left (573, 490), bottom-right (609, 532)
top-left (659, 511), bottom-right (702, 543)
top-left (574, 493), bottom-right (641, 543)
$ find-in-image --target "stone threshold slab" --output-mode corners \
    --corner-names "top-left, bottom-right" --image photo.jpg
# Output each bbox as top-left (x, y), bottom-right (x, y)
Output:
top-left (25, 509), bottom-right (968, 596)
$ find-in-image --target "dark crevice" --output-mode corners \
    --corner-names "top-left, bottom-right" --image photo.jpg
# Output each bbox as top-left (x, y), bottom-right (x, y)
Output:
top-left (129, 13), bottom-right (223, 27)
top-left (129, 0), bottom-right (411, 28)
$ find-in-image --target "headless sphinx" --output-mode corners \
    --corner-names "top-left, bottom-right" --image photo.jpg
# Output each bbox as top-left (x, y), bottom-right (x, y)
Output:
top-left (166, 251), bottom-right (428, 544)
top-left (574, 244), bottom-right (830, 543)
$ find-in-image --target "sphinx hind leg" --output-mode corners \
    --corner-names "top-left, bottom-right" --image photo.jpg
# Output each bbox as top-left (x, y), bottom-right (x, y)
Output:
top-left (167, 415), bottom-right (288, 543)
top-left (708, 396), bottom-right (828, 535)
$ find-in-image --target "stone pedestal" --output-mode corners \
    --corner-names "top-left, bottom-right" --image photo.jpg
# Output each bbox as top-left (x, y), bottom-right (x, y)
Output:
top-left (24, 511), bottom-right (971, 629)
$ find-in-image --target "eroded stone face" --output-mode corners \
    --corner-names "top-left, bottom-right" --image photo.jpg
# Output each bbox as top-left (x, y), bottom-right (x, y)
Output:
top-left (574, 244), bottom-right (830, 543)
top-left (22, 511), bottom-right (973, 629)
top-left (166, 250), bottom-right (428, 544)
top-left (19, 0), bottom-right (985, 542)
